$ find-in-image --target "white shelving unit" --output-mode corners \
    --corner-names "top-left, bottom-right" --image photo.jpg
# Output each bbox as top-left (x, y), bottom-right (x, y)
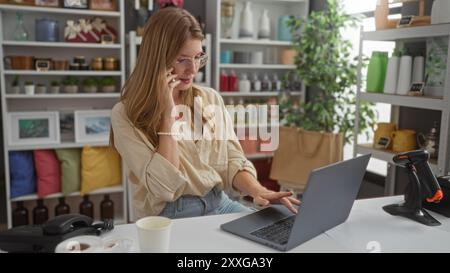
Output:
top-left (206, 0), bottom-right (308, 100)
top-left (205, 0), bottom-right (309, 165)
top-left (0, 3), bottom-right (127, 228)
top-left (354, 24), bottom-right (450, 196)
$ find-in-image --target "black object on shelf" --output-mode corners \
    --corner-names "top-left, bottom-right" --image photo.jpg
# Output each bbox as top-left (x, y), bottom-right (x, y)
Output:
top-left (383, 150), bottom-right (443, 226)
top-left (100, 194), bottom-right (114, 221)
top-left (55, 197), bottom-right (70, 216)
top-left (33, 199), bottom-right (49, 225)
top-left (13, 201), bottom-right (29, 227)
top-left (79, 195), bottom-right (94, 218)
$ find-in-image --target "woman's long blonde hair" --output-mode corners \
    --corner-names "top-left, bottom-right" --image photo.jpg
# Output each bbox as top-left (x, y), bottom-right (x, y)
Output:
top-left (112, 7), bottom-right (204, 148)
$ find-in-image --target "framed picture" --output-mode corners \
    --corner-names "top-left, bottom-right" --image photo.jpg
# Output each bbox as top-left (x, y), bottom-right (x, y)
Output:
top-left (89, 0), bottom-right (117, 11)
top-left (63, 0), bottom-right (88, 9)
top-left (75, 110), bottom-right (111, 143)
top-left (8, 111), bottom-right (60, 146)
top-left (35, 0), bottom-right (59, 7)
top-left (60, 110), bottom-right (75, 142)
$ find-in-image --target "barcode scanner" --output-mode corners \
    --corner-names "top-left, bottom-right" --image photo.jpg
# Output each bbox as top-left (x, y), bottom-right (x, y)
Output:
top-left (383, 150), bottom-right (443, 226)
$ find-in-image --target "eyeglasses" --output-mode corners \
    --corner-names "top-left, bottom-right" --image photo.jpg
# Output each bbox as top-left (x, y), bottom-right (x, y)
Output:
top-left (174, 53), bottom-right (208, 70)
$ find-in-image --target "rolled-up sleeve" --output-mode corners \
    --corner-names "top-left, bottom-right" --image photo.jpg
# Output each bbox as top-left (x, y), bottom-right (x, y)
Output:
top-left (111, 104), bottom-right (188, 201)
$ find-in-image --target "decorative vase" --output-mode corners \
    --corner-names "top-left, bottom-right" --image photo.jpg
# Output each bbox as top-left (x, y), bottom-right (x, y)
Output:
top-left (25, 85), bottom-right (35, 95)
top-left (36, 18), bottom-right (59, 42)
top-left (433, 0), bottom-right (450, 24)
top-left (383, 55), bottom-right (399, 94)
top-left (239, 2), bottom-right (254, 39)
top-left (366, 51), bottom-right (388, 93)
top-left (431, 0), bottom-right (441, 24)
top-left (278, 15), bottom-right (292, 41)
top-left (258, 9), bottom-right (270, 39)
top-left (396, 55), bottom-right (412, 95)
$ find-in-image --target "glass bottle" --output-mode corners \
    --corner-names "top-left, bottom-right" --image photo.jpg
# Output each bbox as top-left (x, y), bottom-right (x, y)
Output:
top-left (55, 197), bottom-right (70, 216)
top-left (252, 73), bottom-right (261, 92)
top-left (100, 194), bottom-right (114, 221)
top-left (13, 12), bottom-right (29, 41)
top-left (220, 69), bottom-right (229, 92)
top-left (261, 73), bottom-right (271, 91)
top-left (33, 199), bottom-right (48, 225)
top-left (272, 74), bottom-right (282, 91)
top-left (13, 201), bottom-right (29, 227)
top-left (79, 195), bottom-right (94, 218)
top-left (228, 70), bottom-right (238, 92)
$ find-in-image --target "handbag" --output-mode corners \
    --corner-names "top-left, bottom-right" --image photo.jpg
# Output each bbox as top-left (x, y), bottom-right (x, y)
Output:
top-left (270, 126), bottom-right (344, 191)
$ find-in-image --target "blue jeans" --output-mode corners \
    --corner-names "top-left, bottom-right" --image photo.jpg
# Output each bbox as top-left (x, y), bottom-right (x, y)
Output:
top-left (158, 187), bottom-right (253, 219)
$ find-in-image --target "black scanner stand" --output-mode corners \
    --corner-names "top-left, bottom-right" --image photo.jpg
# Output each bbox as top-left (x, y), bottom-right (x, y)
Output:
top-left (383, 163), bottom-right (441, 226)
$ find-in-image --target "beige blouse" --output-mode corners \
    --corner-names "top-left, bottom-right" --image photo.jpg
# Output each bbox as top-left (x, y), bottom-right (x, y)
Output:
top-left (111, 86), bottom-right (257, 219)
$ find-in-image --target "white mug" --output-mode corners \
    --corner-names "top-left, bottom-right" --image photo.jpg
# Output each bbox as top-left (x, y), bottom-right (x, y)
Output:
top-left (136, 216), bottom-right (172, 253)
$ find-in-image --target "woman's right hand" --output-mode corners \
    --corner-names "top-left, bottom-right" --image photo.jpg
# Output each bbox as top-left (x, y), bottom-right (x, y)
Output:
top-left (165, 68), bottom-right (180, 109)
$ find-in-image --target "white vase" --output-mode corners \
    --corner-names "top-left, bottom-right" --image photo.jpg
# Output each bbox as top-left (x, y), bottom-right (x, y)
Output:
top-left (431, 0), bottom-right (441, 24)
top-left (258, 9), bottom-right (270, 39)
top-left (412, 56), bottom-right (425, 83)
top-left (383, 56), bottom-right (399, 94)
top-left (239, 2), bottom-right (254, 39)
top-left (438, 0), bottom-right (450, 24)
top-left (396, 55), bottom-right (412, 95)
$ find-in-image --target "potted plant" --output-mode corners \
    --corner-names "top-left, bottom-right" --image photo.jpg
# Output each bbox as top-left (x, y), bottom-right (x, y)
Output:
top-left (50, 80), bottom-right (60, 94)
top-left (24, 81), bottom-right (35, 95)
top-left (62, 76), bottom-right (79, 93)
top-left (271, 0), bottom-right (377, 190)
top-left (82, 77), bottom-right (98, 93)
top-left (99, 76), bottom-right (117, 93)
top-left (11, 75), bottom-right (21, 94)
top-left (36, 83), bottom-right (47, 94)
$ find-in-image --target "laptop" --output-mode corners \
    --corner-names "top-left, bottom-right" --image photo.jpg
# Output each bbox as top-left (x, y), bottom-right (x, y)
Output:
top-left (220, 154), bottom-right (371, 251)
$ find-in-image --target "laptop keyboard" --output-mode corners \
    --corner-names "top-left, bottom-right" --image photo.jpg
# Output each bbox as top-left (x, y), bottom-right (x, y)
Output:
top-left (250, 216), bottom-right (295, 245)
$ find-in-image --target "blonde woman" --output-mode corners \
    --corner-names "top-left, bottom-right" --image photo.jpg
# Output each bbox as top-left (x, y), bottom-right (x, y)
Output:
top-left (111, 7), bottom-right (299, 220)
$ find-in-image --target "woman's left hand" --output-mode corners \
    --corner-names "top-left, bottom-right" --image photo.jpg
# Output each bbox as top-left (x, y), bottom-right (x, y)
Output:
top-left (252, 189), bottom-right (301, 214)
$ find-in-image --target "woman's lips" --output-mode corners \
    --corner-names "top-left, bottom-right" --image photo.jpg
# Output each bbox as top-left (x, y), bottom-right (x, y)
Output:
top-left (179, 78), bottom-right (192, 84)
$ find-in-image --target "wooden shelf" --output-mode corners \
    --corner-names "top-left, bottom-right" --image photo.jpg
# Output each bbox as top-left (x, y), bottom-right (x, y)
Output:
top-left (0, 4), bottom-right (120, 17)
top-left (11, 185), bottom-right (124, 202)
top-left (2, 41), bottom-right (121, 49)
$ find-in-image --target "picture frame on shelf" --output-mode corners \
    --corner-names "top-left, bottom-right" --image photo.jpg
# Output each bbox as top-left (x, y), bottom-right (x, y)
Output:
top-left (6, 0), bottom-right (35, 6)
top-left (63, 0), bottom-right (88, 9)
top-left (35, 0), bottom-right (59, 7)
top-left (74, 110), bottom-right (111, 143)
top-left (89, 0), bottom-right (117, 11)
top-left (7, 111), bottom-right (60, 146)
top-left (59, 110), bottom-right (75, 142)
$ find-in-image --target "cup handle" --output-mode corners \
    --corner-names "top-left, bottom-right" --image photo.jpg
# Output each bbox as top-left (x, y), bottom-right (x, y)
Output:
top-left (417, 133), bottom-right (425, 148)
